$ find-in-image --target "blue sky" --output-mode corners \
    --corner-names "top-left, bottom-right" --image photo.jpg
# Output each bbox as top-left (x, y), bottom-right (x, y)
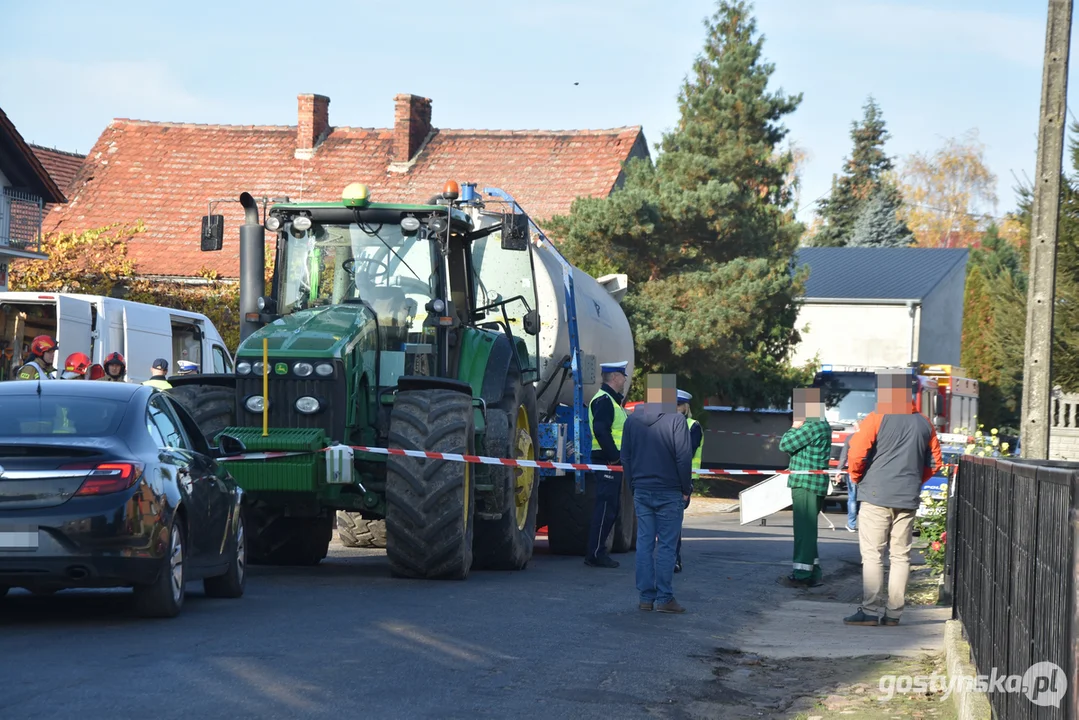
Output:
top-left (0, 1), bottom-right (1061, 221)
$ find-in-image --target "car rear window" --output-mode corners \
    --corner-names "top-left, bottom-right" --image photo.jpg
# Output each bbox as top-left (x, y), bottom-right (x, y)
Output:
top-left (0, 397), bottom-right (127, 436)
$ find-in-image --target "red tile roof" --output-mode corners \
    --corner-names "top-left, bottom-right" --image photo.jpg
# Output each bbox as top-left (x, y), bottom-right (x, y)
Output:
top-left (29, 144), bottom-right (85, 212)
top-left (45, 106), bottom-right (649, 279)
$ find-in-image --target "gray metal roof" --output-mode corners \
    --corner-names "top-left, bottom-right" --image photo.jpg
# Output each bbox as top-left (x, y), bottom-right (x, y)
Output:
top-left (795, 247), bottom-right (969, 301)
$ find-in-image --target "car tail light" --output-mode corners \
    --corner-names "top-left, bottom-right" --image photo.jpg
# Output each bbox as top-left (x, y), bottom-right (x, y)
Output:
top-left (62, 462), bottom-right (145, 496)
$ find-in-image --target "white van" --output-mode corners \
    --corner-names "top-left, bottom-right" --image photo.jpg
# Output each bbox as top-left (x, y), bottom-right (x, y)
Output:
top-left (0, 292), bottom-right (233, 383)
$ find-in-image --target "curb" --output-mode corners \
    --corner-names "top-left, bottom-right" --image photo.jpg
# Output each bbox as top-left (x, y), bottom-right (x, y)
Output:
top-left (944, 620), bottom-right (991, 720)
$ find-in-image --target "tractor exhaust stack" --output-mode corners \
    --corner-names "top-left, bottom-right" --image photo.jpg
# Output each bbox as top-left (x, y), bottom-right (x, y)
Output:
top-left (238, 192), bottom-right (266, 343)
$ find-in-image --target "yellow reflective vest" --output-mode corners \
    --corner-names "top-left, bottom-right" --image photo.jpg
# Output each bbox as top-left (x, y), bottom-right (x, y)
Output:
top-left (687, 417), bottom-right (703, 470)
top-left (588, 388), bottom-right (626, 452)
top-left (143, 378), bottom-right (173, 390)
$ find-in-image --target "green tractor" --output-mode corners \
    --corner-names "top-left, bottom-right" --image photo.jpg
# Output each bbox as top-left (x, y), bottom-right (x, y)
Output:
top-left (171, 181), bottom-right (545, 579)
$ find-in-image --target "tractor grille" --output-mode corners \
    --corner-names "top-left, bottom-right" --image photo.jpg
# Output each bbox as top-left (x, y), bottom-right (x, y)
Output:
top-left (236, 374), bottom-right (348, 440)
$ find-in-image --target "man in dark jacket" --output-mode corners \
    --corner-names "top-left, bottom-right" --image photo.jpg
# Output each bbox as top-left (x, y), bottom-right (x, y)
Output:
top-left (622, 375), bottom-right (693, 614)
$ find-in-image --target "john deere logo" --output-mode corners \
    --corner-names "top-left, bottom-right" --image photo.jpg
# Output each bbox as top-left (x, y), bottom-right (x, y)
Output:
top-left (275, 362), bottom-right (288, 375)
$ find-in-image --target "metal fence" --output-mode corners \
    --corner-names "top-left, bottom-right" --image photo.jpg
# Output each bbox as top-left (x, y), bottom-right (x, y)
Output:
top-left (949, 455), bottom-right (1079, 719)
top-left (0, 188), bottom-right (44, 253)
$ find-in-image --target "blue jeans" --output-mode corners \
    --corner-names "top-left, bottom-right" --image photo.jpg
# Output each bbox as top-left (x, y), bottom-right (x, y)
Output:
top-left (847, 476), bottom-right (858, 529)
top-left (634, 488), bottom-right (685, 604)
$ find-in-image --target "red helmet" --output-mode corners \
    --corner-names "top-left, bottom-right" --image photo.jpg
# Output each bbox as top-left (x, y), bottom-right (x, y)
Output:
top-left (30, 335), bottom-right (57, 356)
top-left (87, 363), bottom-right (105, 380)
top-left (64, 352), bottom-right (91, 375)
top-left (105, 351), bottom-right (126, 367)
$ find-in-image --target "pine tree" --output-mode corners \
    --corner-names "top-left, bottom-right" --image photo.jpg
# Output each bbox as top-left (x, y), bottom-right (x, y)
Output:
top-left (847, 186), bottom-right (914, 247)
top-left (812, 97), bottom-right (895, 246)
top-left (549, 0), bottom-right (809, 406)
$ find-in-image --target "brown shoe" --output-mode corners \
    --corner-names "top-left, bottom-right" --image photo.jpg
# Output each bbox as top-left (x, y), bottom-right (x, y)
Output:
top-left (655, 599), bottom-right (686, 614)
top-left (639, 602), bottom-right (654, 611)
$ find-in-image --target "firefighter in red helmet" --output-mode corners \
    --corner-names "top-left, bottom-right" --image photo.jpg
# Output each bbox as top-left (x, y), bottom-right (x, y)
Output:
top-left (17, 335), bottom-right (58, 380)
top-left (101, 351), bottom-right (127, 382)
top-left (61, 352), bottom-right (92, 380)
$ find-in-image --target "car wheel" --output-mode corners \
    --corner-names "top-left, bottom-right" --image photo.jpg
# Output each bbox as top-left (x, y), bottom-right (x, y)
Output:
top-left (204, 512), bottom-right (246, 599)
top-left (134, 522), bottom-right (186, 618)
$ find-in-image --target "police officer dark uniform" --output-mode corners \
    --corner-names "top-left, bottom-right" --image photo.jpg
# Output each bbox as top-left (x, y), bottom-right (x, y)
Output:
top-left (675, 389), bottom-right (703, 572)
top-left (584, 360), bottom-right (630, 568)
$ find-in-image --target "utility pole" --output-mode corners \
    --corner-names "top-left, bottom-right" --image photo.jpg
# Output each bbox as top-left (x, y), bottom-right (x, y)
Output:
top-left (1021, 0), bottom-right (1073, 460)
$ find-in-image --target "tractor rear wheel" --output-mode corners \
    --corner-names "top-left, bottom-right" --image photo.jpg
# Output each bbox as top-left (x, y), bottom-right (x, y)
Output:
top-left (385, 389), bottom-right (475, 580)
top-left (473, 380), bottom-right (540, 571)
top-left (610, 476), bottom-right (637, 553)
top-left (336, 511), bottom-right (387, 549)
top-left (167, 384), bottom-right (235, 445)
top-left (245, 506), bottom-right (333, 566)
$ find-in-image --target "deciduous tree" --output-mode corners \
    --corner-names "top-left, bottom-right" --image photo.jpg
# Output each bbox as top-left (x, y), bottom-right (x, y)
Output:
top-left (899, 130), bottom-right (998, 248)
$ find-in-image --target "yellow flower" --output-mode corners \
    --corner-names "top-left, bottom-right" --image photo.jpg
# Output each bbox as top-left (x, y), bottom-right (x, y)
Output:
top-left (1002, 442), bottom-right (1010, 452)
top-left (965, 444), bottom-right (977, 454)
top-left (991, 436), bottom-right (1000, 446)
top-left (991, 428), bottom-right (999, 435)
top-left (975, 430), bottom-right (983, 438)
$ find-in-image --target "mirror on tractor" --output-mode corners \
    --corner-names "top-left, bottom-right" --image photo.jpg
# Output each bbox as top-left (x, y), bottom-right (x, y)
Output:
top-left (500, 212), bottom-right (530, 251)
top-left (217, 433), bottom-right (247, 457)
top-left (201, 215), bottom-right (224, 252)
top-left (523, 309), bottom-right (540, 336)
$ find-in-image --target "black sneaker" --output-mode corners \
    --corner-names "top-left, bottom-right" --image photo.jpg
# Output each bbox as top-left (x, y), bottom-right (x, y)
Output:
top-left (778, 574), bottom-right (809, 588)
top-left (843, 608), bottom-right (881, 626)
top-left (584, 555), bottom-right (619, 569)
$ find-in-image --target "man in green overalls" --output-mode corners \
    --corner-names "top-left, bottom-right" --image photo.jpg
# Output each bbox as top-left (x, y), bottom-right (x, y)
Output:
top-left (584, 360), bottom-right (629, 568)
top-left (674, 389), bottom-right (702, 572)
top-left (778, 388), bottom-right (832, 588)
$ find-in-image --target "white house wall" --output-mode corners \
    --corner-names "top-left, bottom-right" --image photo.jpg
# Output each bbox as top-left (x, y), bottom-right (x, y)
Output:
top-left (791, 303), bottom-right (917, 368)
top-left (916, 259), bottom-right (967, 366)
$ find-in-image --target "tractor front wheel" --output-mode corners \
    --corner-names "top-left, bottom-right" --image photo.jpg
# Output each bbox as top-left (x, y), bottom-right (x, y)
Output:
top-left (385, 389), bottom-right (475, 580)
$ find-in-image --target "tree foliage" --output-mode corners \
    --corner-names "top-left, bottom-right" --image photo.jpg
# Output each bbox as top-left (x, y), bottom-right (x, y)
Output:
top-left (549, 0), bottom-right (810, 406)
top-left (847, 186), bottom-right (914, 248)
top-left (899, 130), bottom-right (998, 248)
top-left (811, 97), bottom-right (904, 246)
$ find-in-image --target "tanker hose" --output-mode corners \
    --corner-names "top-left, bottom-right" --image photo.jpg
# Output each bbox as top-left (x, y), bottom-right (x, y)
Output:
top-left (536, 354), bottom-right (571, 399)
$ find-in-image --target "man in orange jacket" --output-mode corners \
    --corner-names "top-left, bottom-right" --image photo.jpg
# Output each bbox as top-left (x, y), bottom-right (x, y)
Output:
top-left (843, 371), bottom-right (942, 627)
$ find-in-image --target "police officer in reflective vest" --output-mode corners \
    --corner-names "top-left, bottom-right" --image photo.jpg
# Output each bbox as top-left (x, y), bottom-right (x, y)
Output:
top-left (143, 358), bottom-right (173, 390)
top-left (585, 360), bottom-right (629, 568)
top-left (674, 389), bottom-right (702, 572)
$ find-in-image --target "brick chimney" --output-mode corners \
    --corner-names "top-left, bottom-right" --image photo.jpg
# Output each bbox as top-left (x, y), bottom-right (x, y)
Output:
top-left (296, 93), bottom-right (330, 159)
top-left (393, 94), bottom-right (432, 165)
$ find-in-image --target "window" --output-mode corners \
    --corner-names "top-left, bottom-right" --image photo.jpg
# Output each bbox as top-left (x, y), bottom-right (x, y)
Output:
top-left (212, 345), bottom-right (231, 373)
top-left (172, 322), bottom-right (202, 370)
top-left (0, 397), bottom-right (126, 436)
top-left (148, 396), bottom-right (190, 449)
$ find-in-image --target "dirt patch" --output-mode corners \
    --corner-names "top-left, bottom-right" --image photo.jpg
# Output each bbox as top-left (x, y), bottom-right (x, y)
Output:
top-left (672, 651), bottom-right (956, 720)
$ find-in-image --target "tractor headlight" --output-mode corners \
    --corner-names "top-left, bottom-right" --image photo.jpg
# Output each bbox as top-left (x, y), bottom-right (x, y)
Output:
top-left (293, 362), bottom-right (314, 377)
top-left (295, 396), bottom-right (321, 414)
top-left (315, 363), bottom-right (334, 377)
top-left (253, 362), bottom-right (264, 376)
top-left (245, 396), bottom-right (267, 413)
top-left (292, 215), bottom-right (312, 232)
top-left (265, 216), bottom-right (281, 231)
top-left (236, 362), bottom-right (252, 375)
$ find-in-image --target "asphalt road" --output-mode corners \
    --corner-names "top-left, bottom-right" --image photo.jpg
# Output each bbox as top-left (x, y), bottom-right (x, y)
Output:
top-left (0, 505), bottom-right (862, 719)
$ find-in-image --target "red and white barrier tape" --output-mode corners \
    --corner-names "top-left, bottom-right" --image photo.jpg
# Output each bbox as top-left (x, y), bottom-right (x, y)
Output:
top-left (218, 445), bottom-right (840, 476)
